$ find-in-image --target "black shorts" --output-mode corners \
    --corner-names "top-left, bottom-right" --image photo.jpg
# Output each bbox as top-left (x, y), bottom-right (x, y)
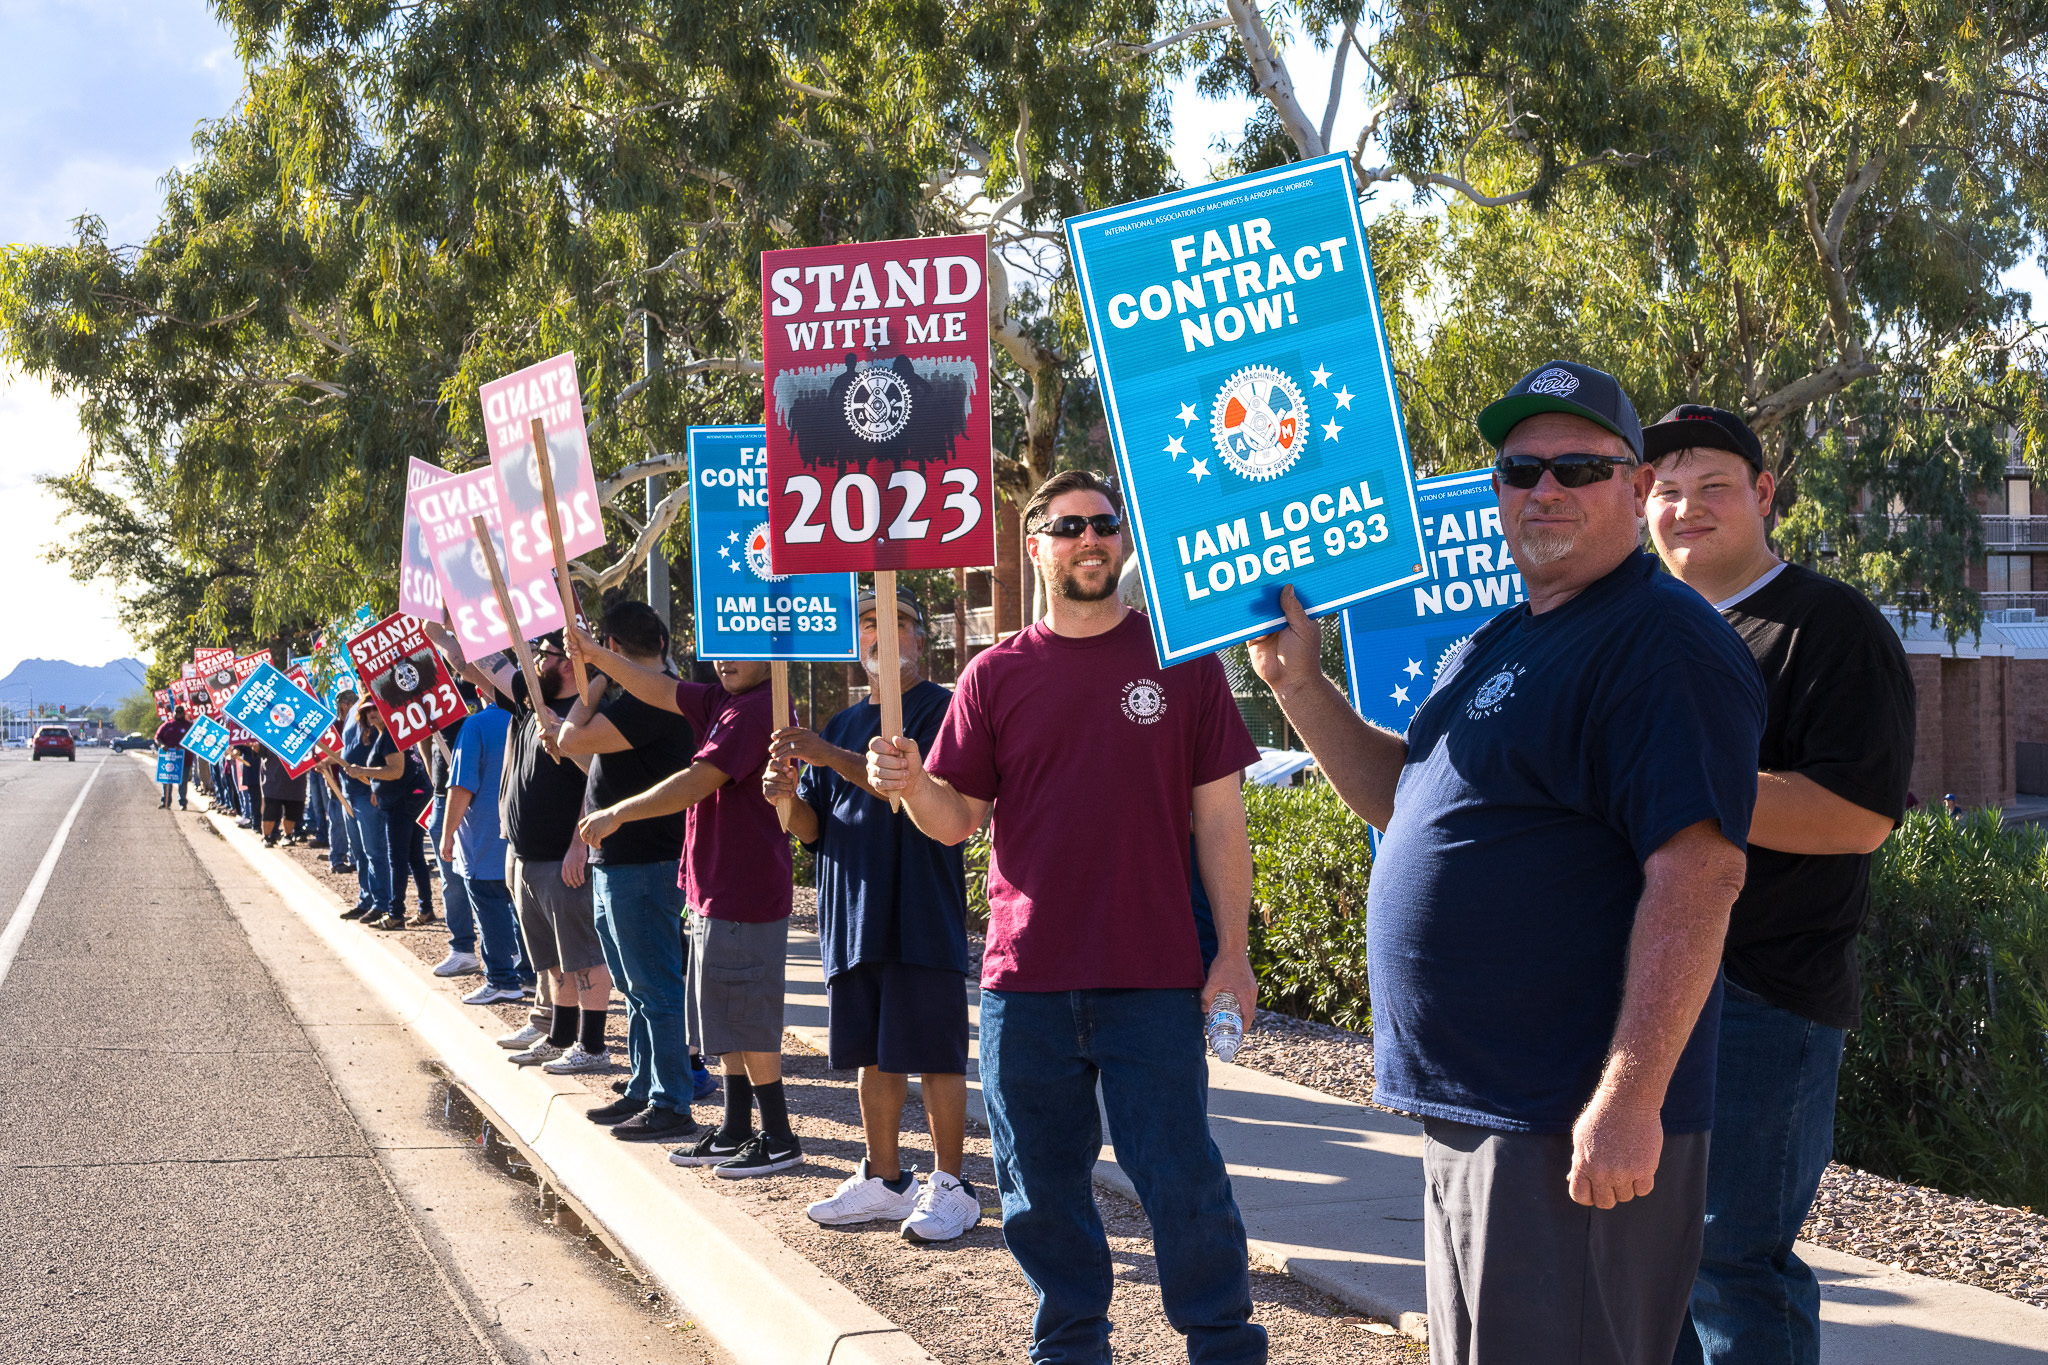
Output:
top-left (825, 961), bottom-right (970, 1076)
top-left (262, 798), bottom-right (305, 824)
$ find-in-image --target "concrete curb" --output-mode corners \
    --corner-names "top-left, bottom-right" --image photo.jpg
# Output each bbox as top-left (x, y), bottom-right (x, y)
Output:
top-left (198, 808), bottom-right (936, 1365)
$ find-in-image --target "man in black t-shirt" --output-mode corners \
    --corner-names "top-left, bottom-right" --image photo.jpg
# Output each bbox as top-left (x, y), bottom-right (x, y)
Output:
top-left (558, 601), bottom-right (706, 1145)
top-left (1645, 406), bottom-right (1916, 1365)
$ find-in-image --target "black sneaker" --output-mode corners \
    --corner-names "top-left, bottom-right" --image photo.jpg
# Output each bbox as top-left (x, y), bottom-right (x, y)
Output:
top-left (610, 1079), bottom-right (629, 1095)
top-left (610, 1105), bottom-right (699, 1143)
top-left (714, 1131), bottom-right (804, 1180)
top-left (586, 1095), bottom-right (648, 1125)
top-left (667, 1128), bottom-right (749, 1167)
top-left (340, 904), bottom-right (373, 921)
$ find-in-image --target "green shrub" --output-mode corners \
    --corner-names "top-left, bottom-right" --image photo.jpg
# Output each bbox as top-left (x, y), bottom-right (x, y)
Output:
top-left (1837, 809), bottom-right (2048, 1210)
top-left (1245, 782), bottom-right (1374, 1031)
top-left (963, 828), bottom-right (991, 932)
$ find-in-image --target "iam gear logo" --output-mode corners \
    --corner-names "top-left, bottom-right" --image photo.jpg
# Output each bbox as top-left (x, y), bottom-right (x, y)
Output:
top-left (1121, 678), bottom-right (1167, 725)
top-left (843, 367), bottom-right (914, 441)
top-left (1210, 365), bottom-right (1307, 481)
top-left (1527, 368), bottom-right (1581, 397)
top-left (743, 523), bottom-right (788, 582)
top-left (1465, 663), bottom-right (1524, 720)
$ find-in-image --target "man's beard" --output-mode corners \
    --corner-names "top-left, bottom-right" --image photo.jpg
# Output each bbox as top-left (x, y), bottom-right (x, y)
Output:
top-left (1513, 523), bottom-right (1578, 567)
top-left (1049, 561), bottom-right (1118, 602)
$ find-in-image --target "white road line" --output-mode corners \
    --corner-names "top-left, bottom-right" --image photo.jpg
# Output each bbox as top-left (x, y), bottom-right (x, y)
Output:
top-left (0, 758), bottom-right (107, 994)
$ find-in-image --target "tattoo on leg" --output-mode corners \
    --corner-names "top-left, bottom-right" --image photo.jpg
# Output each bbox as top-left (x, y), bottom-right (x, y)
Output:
top-left (574, 968), bottom-right (594, 992)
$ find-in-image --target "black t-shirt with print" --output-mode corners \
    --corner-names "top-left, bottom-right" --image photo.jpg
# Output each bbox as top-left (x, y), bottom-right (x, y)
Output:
top-left (1720, 562), bottom-right (1916, 1029)
top-left (494, 675), bottom-right (584, 862)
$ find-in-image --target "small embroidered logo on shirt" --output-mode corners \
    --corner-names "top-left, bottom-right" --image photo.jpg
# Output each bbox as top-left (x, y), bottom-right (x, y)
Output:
top-left (1121, 679), bottom-right (1167, 725)
top-left (1466, 665), bottom-right (1523, 720)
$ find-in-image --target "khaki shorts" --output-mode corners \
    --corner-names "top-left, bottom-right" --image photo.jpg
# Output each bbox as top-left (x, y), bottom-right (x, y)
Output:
top-left (512, 856), bottom-right (605, 975)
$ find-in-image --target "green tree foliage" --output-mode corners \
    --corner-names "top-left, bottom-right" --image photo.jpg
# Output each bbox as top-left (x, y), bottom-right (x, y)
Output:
top-left (1176, 0), bottom-right (2048, 637)
top-left (113, 691), bottom-right (158, 735)
top-left (2, 0), bottom-right (1183, 655)
top-left (1244, 781), bottom-right (1374, 1030)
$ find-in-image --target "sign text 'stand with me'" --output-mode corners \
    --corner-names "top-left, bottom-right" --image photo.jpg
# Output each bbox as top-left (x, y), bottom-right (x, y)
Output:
top-left (762, 234), bottom-right (995, 574)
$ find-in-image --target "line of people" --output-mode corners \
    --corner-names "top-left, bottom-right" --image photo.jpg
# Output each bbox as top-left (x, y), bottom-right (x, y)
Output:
top-left (150, 363), bottom-right (1910, 1365)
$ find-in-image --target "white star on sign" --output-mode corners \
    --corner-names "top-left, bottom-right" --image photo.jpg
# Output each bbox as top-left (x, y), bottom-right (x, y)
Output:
top-left (1390, 684), bottom-right (1410, 705)
top-left (1322, 418), bottom-right (1343, 442)
top-left (1310, 364), bottom-right (1331, 387)
top-left (1404, 658), bottom-right (1423, 679)
top-left (1334, 385), bottom-right (1354, 410)
top-left (1178, 402), bottom-right (1199, 426)
top-left (718, 546), bottom-right (732, 559)
top-left (1190, 457), bottom-right (1211, 482)
top-left (1164, 435), bottom-right (1186, 458)
top-left (727, 530), bottom-right (741, 543)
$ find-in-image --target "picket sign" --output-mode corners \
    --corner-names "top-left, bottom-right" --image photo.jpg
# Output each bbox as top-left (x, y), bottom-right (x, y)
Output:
top-left (399, 458), bottom-right (454, 620)
top-left (181, 715), bottom-right (231, 765)
top-left (155, 750), bottom-right (184, 785)
top-left (470, 514), bottom-right (552, 729)
top-left (1065, 151), bottom-right (1430, 665)
top-left (760, 236), bottom-right (998, 808)
top-left (222, 662), bottom-right (341, 769)
top-left (345, 611), bottom-right (466, 748)
top-left (528, 414), bottom-right (589, 694)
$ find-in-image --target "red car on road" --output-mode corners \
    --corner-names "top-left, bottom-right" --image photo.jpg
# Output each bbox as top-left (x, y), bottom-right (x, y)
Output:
top-left (32, 726), bottom-right (75, 761)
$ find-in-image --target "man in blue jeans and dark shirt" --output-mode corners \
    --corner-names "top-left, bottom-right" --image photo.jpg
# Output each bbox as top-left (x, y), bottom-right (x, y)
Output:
top-left (1644, 406), bottom-right (1914, 1365)
top-left (869, 469), bottom-right (1267, 1364)
top-left (1250, 361), bottom-right (1767, 1365)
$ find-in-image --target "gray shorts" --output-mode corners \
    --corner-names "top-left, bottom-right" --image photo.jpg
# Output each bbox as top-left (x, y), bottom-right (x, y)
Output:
top-left (512, 857), bottom-right (605, 975)
top-left (686, 911), bottom-right (788, 1057)
top-left (1422, 1117), bottom-right (1709, 1365)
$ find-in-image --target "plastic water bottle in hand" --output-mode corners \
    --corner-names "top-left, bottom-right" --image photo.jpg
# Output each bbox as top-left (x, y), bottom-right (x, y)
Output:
top-left (1205, 991), bottom-right (1244, 1063)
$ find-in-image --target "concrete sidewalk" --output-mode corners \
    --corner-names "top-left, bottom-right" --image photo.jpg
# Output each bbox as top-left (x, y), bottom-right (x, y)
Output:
top-left (784, 931), bottom-right (2048, 1360)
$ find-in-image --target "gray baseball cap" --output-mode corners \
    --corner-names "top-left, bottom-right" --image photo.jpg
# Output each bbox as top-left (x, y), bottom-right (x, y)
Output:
top-left (855, 589), bottom-right (925, 627)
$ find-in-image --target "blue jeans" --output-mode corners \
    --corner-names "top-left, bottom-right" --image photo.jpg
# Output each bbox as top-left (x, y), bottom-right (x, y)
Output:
top-left (591, 863), bottom-right (691, 1113)
top-left (980, 988), bottom-right (1265, 1365)
top-left (466, 878), bottom-right (531, 991)
top-left (429, 795), bottom-right (475, 954)
top-left (350, 798), bottom-right (393, 913)
top-left (382, 790), bottom-right (432, 914)
top-left (1675, 980), bottom-right (1846, 1365)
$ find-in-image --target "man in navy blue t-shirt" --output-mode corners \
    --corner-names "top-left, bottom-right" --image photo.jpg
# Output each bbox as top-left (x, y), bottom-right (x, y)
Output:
top-left (762, 589), bottom-right (980, 1244)
top-left (1251, 360), bottom-right (1765, 1365)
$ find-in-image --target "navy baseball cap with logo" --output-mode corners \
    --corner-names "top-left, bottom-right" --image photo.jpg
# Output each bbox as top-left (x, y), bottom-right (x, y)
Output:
top-left (1642, 404), bottom-right (1766, 471)
top-left (1476, 360), bottom-right (1644, 460)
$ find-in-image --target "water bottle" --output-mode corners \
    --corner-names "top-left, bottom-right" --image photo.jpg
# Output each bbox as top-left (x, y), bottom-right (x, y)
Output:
top-left (1205, 991), bottom-right (1244, 1063)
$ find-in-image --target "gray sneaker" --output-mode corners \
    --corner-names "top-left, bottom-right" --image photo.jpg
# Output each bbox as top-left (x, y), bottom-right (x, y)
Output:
top-left (495, 1023), bottom-right (546, 1050)
top-left (508, 1040), bottom-right (564, 1067)
top-left (541, 1043), bottom-right (610, 1074)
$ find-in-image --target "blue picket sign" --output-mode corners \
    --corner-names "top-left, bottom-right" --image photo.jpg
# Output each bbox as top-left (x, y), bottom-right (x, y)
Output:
top-left (688, 425), bottom-right (858, 662)
top-left (1066, 152), bottom-right (1430, 665)
top-left (154, 750), bottom-right (184, 784)
top-left (180, 715), bottom-right (231, 765)
top-left (1339, 469), bottom-right (1524, 737)
top-left (221, 662), bottom-right (338, 767)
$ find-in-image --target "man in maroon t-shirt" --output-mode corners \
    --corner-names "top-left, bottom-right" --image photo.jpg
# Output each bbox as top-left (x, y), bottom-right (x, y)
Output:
top-left (869, 469), bottom-right (1267, 1364)
top-left (570, 636), bottom-right (802, 1180)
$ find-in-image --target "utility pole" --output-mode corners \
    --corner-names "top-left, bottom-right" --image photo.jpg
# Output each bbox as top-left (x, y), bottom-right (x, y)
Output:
top-left (644, 303), bottom-right (671, 634)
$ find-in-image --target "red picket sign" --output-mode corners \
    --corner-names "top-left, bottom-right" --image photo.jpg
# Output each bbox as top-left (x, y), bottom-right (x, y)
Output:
top-left (345, 611), bottom-right (466, 747)
top-left (761, 233), bottom-right (995, 574)
top-left (153, 689), bottom-right (172, 721)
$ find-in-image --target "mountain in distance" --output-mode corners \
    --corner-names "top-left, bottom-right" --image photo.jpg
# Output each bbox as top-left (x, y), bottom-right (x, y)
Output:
top-left (0, 657), bottom-right (150, 710)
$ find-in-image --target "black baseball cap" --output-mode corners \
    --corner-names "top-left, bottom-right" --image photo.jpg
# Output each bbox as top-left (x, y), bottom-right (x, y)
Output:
top-left (1477, 360), bottom-right (1644, 460)
top-left (1642, 404), bottom-right (1766, 471)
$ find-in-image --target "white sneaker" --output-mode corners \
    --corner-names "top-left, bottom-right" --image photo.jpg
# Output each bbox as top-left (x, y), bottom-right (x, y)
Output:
top-left (432, 951), bottom-right (482, 977)
top-left (541, 1043), bottom-right (610, 1074)
top-left (900, 1170), bottom-right (982, 1243)
top-left (805, 1159), bottom-right (922, 1226)
top-left (508, 1040), bottom-right (564, 1066)
top-left (463, 984), bottom-right (525, 1007)
top-left (495, 1023), bottom-right (546, 1049)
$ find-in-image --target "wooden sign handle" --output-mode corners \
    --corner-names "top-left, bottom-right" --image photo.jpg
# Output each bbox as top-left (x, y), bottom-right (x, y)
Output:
top-left (528, 415), bottom-right (590, 694)
top-left (770, 660), bottom-right (793, 833)
top-left (471, 514), bottom-right (556, 759)
top-left (874, 569), bottom-right (904, 813)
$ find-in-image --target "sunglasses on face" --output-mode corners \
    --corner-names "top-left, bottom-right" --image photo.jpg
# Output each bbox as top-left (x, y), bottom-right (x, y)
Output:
top-left (1033, 513), bottom-right (1123, 539)
top-left (1495, 452), bottom-right (1637, 490)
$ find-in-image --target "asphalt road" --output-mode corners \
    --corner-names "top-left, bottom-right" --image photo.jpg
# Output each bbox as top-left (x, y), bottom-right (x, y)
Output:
top-left (0, 749), bottom-right (497, 1361)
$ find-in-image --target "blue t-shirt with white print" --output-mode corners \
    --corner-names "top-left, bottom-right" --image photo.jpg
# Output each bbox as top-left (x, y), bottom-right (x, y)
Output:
top-left (1366, 551), bottom-right (1765, 1134)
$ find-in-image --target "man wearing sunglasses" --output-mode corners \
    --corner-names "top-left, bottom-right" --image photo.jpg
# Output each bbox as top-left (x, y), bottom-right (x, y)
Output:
top-left (868, 469), bottom-right (1268, 1364)
top-left (1642, 406), bottom-right (1913, 1365)
top-left (1248, 360), bottom-right (1766, 1365)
